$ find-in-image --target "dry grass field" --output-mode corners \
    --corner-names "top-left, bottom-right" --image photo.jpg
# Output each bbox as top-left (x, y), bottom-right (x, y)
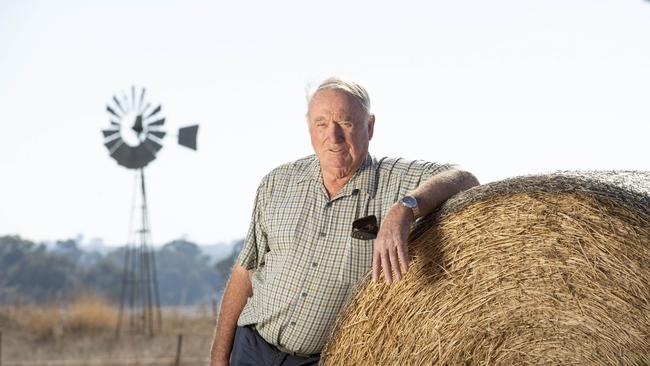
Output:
top-left (0, 295), bottom-right (216, 366)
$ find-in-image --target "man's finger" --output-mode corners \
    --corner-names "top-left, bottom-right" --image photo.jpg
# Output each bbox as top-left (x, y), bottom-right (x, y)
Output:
top-left (372, 248), bottom-right (381, 282)
top-left (397, 243), bottom-right (410, 275)
top-left (381, 251), bottom-right (392, 285)
top-left (388, 249), bottom-right (402, 282)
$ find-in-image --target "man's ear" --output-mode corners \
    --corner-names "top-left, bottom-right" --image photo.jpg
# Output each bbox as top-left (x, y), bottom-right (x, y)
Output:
top-left (367, 114), bottom-right (375, 140)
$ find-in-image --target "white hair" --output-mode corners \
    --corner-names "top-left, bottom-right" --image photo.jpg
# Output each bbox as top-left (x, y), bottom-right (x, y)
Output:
top-left (306, 77), bottom-right (371, 117)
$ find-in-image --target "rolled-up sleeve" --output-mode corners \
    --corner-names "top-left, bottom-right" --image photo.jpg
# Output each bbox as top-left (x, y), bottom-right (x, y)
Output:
top-left (393, 160), bottom-right (457, 198)
top-left (419, 161), bottom-right (457, 183)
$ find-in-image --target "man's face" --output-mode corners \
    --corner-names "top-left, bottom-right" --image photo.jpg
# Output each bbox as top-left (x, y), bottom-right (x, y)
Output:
top-left (307, 89), bottom-right (374, 179)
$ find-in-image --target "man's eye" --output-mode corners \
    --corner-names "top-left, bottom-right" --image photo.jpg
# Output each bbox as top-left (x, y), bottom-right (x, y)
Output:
top-left (341, 121), bottom-right (353, 127)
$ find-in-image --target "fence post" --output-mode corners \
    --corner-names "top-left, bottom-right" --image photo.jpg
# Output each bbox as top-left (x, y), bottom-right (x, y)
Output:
top-left (174, 333), bottom-right (183, 366)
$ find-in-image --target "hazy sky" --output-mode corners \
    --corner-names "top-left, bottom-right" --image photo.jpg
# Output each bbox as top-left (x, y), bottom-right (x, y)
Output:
top-left (1, 0), bottom-right (649, 247)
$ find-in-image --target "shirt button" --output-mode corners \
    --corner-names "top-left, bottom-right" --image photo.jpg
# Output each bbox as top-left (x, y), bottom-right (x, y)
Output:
top-left (319, 232), bottom-right (326, 237)
top-left (312, 262), bottom-right (318, 267)
top-left (302, 292), bottom-right (307, 298)
top-left (290, 321), bottom-right (296, 326)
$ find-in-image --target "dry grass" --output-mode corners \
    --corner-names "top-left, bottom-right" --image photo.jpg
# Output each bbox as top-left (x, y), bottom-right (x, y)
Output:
top-left (0, 296), bottom-right (217, 365)
top-left (160, 304), bottom-right (214, 336)
top-left (64, 294), bottom-right (119, 334)
top-left (0, 294), bottom-right (117, 340)
top-left (8, 305), bottom-right (63, 340)
top-left (323, 186), bottom-right (650, 365)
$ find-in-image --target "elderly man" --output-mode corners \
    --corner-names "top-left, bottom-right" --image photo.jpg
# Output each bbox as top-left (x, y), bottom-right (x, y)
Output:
top-left (209, 78), bottom-right (479, 366)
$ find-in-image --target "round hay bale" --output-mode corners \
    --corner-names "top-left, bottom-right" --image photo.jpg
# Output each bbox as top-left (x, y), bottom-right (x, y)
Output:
top-left (322, 171), bottom-right (650, 365)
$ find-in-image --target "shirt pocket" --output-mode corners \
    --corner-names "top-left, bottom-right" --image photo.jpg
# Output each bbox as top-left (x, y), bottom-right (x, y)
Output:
top-left (339, 238), bottom-right (374, 285)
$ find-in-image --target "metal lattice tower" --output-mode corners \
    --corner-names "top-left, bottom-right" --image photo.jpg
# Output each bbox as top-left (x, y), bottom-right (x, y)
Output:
top-left (115, 168), bottom-right (162, 336)
top-left (101, 86), bottom-right (198, 336)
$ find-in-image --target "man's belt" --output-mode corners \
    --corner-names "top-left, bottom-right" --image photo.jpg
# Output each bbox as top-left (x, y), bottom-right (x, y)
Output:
top-left (275, 344), bottom-right (320, 359)
top-left (249, 324), bottom-right (320, 358)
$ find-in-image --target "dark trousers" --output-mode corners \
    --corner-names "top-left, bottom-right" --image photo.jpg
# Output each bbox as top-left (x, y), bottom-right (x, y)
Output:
top-left (230, 325), bottom-right (320, 366)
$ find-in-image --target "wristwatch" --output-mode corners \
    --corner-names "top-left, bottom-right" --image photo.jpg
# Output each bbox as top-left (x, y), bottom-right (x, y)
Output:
top-left (398, 195), bottom-right (420, 218)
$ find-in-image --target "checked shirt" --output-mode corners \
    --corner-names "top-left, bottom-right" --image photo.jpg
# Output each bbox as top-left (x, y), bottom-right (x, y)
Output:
top-left (237, 153), bottom-right (453, 355)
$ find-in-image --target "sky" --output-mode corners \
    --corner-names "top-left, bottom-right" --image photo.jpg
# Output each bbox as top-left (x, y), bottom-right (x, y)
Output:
top-left (1, 0), bottom-right (649, 247)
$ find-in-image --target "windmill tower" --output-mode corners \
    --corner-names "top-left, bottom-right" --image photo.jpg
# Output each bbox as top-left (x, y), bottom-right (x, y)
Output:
top-left (101, 86), bottom-right (198, 336)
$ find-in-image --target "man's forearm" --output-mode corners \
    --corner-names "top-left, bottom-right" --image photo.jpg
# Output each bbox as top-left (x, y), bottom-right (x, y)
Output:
top-left (209, 264), bottom-right (253, 366)
top-left (410, 168), bottom-right (479, 218)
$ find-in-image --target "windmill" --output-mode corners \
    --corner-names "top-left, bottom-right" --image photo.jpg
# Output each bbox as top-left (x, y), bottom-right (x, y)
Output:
top-left (102, 86), bottom-right (198, 336)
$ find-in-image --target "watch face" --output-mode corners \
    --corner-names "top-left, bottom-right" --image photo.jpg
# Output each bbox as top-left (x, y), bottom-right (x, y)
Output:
top-left (401, 196), bottom-right (417, 208)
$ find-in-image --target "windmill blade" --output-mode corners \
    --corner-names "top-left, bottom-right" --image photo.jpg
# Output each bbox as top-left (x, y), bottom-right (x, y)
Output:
top-left (104, 123), bottom-right (120, 131)
top-left (149, 130), bottom-right (166, 140)
top-left (143, 137), bottom-right (163, 153)
top-left (137, 88), bottom-right (146, 111)
top-left (102, 129), bottom-right (120, 139)
top-left (110, 144), bottom-right (131, 168)
top-left (146, 118), bottom-right (165, 127)
top-left (147, 133), bottom-right (163, 144)
top-left (146, 105), bottom-right (162, 119)
top-left (178, 125), bottom-right (199, 150)
top-left (110, 144), bottom-right (155, 169)
top-left (139, 102), bottom-right (151, 115)
top-left (112, 96), bottom-right (126, 114)
top-left (130, 144), bottom-right (156, 169)
top-left (105, 137), bottom-right (124, 153)
top-left (106, 105), bottom-right (120, 118)
top-left (120, 92), bottom-right (129, 109)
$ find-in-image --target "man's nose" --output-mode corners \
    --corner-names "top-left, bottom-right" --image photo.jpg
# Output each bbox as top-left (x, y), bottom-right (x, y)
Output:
top-left (326, 122), bottom-right (344, 142)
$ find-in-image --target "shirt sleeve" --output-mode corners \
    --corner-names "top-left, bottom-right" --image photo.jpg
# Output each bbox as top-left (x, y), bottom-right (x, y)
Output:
top-left (416, 161), bottom-right (457, 186)
top-left (237, 177), bottom-right (270, 270)
top-left (391, 159), bottom-right (457, 199)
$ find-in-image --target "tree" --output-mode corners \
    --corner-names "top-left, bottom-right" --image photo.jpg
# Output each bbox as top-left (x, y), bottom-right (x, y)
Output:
top-left (155, 239), bottom-right (222, 305)
top-left (0, 235), bottom-right (231, 306)
top-left (0, 235), bottom-right (78, 303)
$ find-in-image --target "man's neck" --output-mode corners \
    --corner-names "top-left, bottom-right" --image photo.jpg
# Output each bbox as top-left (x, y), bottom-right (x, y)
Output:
top-left (319, 156), bottom-right (367, 199)
top-left (322, 174), bottom-right (353, 199)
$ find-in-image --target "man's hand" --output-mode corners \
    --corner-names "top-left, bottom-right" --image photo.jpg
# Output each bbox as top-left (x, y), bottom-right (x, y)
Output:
top-left (371, 168), bottom-right (480, 285)
top-left (372, 203), bottom-right (414, 285)
top-left (210, 359), bottom-right (229, 366)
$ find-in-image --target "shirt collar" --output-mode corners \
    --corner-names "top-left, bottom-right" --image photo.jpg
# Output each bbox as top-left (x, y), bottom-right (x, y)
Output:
top-left (297, 154), bottom-right (378, 198)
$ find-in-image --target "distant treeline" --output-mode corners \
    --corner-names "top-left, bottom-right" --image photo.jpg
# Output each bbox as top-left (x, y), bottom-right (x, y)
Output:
top-left (0, 235), bottom-right (242, 306)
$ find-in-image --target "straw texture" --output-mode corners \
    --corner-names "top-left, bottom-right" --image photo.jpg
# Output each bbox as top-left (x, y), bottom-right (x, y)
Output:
top-left (321, 171), bottom-right (650, 365)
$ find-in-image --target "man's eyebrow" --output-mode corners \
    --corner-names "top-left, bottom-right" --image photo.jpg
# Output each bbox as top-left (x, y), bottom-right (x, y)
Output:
top-left (335, 115), bottom-right (355, 123)
top-left (311, 113), bottom-right (354, 122)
